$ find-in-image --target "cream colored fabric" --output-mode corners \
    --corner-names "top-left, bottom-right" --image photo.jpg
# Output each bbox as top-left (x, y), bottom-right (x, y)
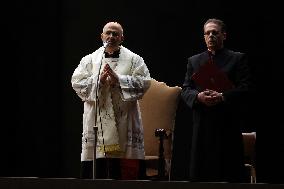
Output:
top-left (138, 79), bottom-right (181, 160)
top-left (71, 46), bottom-right (151, 161)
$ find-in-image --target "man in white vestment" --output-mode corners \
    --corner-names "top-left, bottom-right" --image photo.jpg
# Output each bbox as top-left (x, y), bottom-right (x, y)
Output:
top-left (71, 21), bottom-right (151, 179)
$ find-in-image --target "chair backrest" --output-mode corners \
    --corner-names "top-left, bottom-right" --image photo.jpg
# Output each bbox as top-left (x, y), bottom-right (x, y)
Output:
top-left (242, 132), bottom-right (256, 165)
top-left (242, 132), bottom-right (257, 183)
top-left (139, 79), bottom-right (182, 160)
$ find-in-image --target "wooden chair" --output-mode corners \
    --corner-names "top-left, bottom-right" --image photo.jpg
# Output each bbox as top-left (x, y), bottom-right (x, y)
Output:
top-left (242, 132), bottom-right (256, 183)
top-left (138, 79), bottom-right (181, 180)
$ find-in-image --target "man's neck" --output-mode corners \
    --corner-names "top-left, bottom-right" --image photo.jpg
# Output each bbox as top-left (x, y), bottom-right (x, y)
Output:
top-left (105, 46), bottom-right (120, 54)
top-left (208, 47), bottom-right (224, 55)
top-left (208, 49), bottom-right (216, 55)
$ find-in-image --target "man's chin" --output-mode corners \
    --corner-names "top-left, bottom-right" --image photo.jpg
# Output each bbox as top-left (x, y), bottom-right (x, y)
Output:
top-left (108, 44), bottom-right (119, 48)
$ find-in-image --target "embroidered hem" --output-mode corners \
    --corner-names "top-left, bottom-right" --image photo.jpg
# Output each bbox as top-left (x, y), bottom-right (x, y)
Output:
top-left (98, 144), bottom-right (121, 152)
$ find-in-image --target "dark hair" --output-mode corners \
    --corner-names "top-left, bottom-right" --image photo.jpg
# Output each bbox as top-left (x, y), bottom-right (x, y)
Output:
top-left (204, 18), bottom-right (226, 33)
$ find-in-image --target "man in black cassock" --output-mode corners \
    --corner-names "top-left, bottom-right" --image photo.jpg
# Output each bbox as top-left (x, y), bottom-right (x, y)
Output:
top-left (172, 18), bottom-right (252, 183)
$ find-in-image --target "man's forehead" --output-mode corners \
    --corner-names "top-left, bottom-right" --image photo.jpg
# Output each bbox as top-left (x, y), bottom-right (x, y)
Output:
top-left (104, 23), bottom-right (121, 30)
top-left (205, 23), bottom-right (220, 30)
top-left (105, 25), bottom-right (119, 30)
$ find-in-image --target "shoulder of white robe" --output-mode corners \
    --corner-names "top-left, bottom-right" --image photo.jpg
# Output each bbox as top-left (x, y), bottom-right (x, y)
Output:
top-left (90, 47), bottom-right (105, 65)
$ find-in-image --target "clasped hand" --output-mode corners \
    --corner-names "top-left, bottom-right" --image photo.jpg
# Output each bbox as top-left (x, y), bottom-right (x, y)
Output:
top-left (197, 89), bottom-right (223, 106)
top-left (100, 64), bottom-right (118, 86)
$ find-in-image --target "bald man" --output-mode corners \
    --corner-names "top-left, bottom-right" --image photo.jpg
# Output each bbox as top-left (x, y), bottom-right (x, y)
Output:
top-left (71, 22), bottom-right (151, 179)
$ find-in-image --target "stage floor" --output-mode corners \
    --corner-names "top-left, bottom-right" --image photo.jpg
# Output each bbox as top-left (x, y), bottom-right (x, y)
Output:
top-left (1, 177), bottom-right (284, 189)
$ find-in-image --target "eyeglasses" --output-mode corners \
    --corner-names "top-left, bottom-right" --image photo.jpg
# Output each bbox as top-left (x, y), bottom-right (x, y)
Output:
top-left (204, 30), bottom-right (221, 36)
top-left (104, 31), bottom-right (120, 37)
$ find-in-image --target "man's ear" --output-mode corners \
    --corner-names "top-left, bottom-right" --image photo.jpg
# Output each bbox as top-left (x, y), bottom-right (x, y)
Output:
top-left (101, 33), bottom-right (104, 41)
top-left (223, 32), bottom-right (227, 40)
top-left (120, 35), bottom-right (124, 44)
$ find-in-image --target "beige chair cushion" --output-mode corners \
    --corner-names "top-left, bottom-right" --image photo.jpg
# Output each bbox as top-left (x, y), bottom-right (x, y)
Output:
top-left (139, 79), bottom-right (182, 159)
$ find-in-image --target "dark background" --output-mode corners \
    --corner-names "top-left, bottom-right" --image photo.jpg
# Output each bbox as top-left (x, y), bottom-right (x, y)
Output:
top-left (2, 0), bottom-right (283, 184)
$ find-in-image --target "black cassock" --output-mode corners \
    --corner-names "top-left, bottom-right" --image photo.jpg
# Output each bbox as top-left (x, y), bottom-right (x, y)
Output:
top-left (171, 48), bottom-right (252, 183)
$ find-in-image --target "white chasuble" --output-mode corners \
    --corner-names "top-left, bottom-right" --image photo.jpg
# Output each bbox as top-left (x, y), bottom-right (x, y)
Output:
top-left (71, 46), bottom-right (151, 161)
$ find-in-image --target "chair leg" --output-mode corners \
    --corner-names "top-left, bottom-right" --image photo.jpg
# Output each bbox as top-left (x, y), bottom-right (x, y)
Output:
top-left (155, 129), bottom-right (166, 180)
top-left (245, 163), bottom-right (256, 183)
top-left (251, 166), bottom-right (256, 183)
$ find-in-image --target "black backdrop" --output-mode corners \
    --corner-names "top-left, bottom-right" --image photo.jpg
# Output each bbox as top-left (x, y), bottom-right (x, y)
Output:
top-left (2, 0), bottom-right (284, 184)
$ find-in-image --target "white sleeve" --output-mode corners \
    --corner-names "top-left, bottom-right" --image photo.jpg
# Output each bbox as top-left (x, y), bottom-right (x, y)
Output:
top-left (118, 56), bottom-right (151, 101)
top-left (71, 55), bottom-right (99, 102)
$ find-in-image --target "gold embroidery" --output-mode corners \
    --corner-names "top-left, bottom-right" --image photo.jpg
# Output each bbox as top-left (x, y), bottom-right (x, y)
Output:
top-left (98, 144), bottom-right (121, 152)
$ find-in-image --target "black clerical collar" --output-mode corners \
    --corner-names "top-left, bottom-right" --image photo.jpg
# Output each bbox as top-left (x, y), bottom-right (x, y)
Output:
top-left (104, 49), bottom-right (120, 58)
